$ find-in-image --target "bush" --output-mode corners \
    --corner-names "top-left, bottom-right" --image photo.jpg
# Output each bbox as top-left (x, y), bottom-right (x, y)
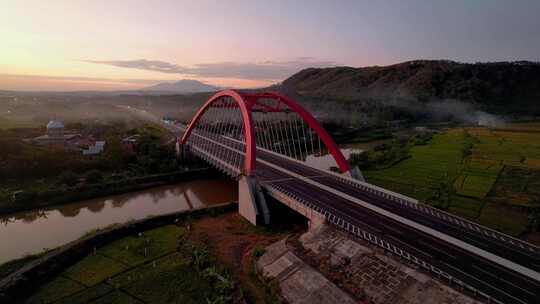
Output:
top-left (252, 245), bottom-right (266, 259)
top-left (191, 246), bottom-right (210, 271)
top-left (86, 170), bottom-right (103, 184)
top-left (58, 171), bottom-right (79, 187)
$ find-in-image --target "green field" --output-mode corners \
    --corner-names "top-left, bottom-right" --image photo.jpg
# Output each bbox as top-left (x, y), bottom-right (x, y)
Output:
top-left (24, 225), bottom-right (233, 304)
top-left (364, 124), bottom-right (540, 237)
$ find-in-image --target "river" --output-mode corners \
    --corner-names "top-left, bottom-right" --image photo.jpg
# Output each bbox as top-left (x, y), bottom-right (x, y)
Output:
top-left (0, 179), bottom-right (237, 264)
top-left (0, 140), bottom-right (384, 265)
top-left (306, 140), bottom-right (387, 170)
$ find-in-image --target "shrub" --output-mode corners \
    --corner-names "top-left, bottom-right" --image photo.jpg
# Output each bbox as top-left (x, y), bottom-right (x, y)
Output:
top-left (252, 245), bottom-right (266, 259)
top-left (86, 170), bottom-right (103, 184)
top-left (58, 171), bottom-right (78, 187)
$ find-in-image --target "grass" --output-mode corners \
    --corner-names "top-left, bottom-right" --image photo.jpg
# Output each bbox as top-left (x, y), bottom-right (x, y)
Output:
top-left (0, 117), bottom-right (43, 129)
top-left (111, 254), bottom-right (215, 303)
top-left (365, 129), bottom-right (471, 212)
top-left (24, 224), bottom-right (235, 304)
top-left (52, 283), bottom-right (114, 304)
top-left (63, 254), bottom-right (128, 287)
top-left (25, 276), bottom-right (86, 304)
top-left (447, 196), bottom-right (484, 220)
top-left (364, 124), bottom-right (540, 237)
top-left (89, 290), bottom-right (142, 304)
top-left (99, 225), bottom-right (186, 266)
top-left (477, 203), bottom-right (530, 236)
top-left (490, 166), bottom-right (540, 207)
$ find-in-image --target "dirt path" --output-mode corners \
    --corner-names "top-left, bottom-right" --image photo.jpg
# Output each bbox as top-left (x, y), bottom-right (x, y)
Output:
top-left (188, 212), bottom-right (290, 303)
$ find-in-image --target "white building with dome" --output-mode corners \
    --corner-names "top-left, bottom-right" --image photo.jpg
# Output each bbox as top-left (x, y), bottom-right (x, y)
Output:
top-left (26, 119), bottom-right (106, 155)
top-left (28, 119), bottom-right (80, 145)
top-left (46, 120), bottom-right (65, 138)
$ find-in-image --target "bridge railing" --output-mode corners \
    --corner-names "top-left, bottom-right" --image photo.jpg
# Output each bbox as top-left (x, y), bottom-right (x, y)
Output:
top-left (335, 174), bottom-right (540, 254)
top-left (277, 151), bottom-right (540, 254)
top-left (188, 132), bottom-right (242, 177)
top-left (264, 183), bottom-right (500, 304)
top-left (188, 123), bottom-right (540, 255)
top-left (175, 93), bottom-right (540, 255)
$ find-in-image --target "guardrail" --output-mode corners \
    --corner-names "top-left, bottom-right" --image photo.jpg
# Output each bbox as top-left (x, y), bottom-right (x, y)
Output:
top-left (186, 130), bottom-right (540, 254)
top-left (330, 173), bottom-right (540, 254)
top-left (264, 183), bottom-right (500, 304)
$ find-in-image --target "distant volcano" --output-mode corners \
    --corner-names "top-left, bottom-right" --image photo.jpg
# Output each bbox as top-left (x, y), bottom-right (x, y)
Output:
top-left (144, 79), bottom-right (220, 93)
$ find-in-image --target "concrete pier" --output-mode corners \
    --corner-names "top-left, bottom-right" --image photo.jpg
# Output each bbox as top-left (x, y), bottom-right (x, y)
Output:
top-left (238, 175), bottom-right (270, 225)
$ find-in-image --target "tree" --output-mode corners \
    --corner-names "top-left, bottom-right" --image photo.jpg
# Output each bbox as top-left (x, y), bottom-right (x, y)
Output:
top-left (58, 171), bottom-right (78, 187)
top-left (103, 138), bottom-right (128, 170)
top-left (85, 170), bottom-right (103, 184)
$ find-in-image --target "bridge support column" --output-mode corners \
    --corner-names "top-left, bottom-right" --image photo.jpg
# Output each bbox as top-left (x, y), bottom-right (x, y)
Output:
top-left (347, 165), bottom-right (365, 182)
top-left (238, 175), bottom-right (270, 225)
top-left (176, 141), bottom-right (185, 159)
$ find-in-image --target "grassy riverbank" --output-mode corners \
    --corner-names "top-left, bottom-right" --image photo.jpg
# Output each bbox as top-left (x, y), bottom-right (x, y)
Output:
top-left (1, 208), bottom-right (289, 304)
top-left (0, 169), bottom-right (213, 215)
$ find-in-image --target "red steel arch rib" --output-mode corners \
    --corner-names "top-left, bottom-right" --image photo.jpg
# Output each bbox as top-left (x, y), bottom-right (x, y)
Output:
top-left (181, 90), bottom-right (256, 175)
top-left (181, 89), bottom-right (351, 176)
top-left (256, 92), bottom-right (351, 174)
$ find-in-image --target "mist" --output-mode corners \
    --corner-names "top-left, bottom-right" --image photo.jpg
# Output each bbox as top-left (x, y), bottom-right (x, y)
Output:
top-left (0, 92), bottom-right (213, 130)
top-left (0, 90), bottom-right (506, 133)
top-left (298, 96), bottom-right (505, 128)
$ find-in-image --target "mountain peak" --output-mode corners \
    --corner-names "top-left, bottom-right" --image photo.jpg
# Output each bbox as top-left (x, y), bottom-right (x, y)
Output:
top-left (144, 79), bottom-right (220, 93)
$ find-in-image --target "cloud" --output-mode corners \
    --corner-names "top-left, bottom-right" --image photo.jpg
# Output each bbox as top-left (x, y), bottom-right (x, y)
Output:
top-left (85, 59), bottom-right (186, 74)
top-left (0, 73), bottom-right (166, 85)
top-left (84, 58), bottom-right (337, 80)
top-left (0, 73), bottom-right (177, 91)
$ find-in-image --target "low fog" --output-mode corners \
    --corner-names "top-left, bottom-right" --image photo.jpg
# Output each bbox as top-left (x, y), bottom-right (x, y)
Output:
top-left (301, 96), bottom-right (505, 128)
top-left (0, 91), bottom-right (505, 131)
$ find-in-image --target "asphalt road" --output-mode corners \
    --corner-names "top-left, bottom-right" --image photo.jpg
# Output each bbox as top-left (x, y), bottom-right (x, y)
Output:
top-left (257, 149), bottom-right (540, 273)
top-left (174, 125), bottom-right (540, 303)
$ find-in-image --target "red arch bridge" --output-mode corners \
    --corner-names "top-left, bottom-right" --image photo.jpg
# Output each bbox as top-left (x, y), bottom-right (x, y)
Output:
top-left (170, 90), bottom-right (540, 304)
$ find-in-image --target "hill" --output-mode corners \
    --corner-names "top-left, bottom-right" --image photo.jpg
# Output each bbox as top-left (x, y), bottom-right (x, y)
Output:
top-left (279, 60), bottom-right (540, 115)
top-left (144, 79), bottom-right (220, 93)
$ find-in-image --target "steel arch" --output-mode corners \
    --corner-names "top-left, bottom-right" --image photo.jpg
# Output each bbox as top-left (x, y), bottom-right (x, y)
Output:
top-left (181, 89), bottom-right (351, 175)
top-left (181, 90), bottom-right (256, 175)
top-left (255, 91), bottom-right (351, 174)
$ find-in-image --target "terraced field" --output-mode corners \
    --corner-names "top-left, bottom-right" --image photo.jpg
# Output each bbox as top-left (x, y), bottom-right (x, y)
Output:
top-left (364, 123), bottom-right (540, 237)
top-left (366, 129), bottom-right (470, 206)
top-left (24, 225), bottom-right (234, 304)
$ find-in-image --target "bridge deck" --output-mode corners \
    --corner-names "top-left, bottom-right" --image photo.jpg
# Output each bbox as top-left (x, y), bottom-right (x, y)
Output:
top-left (171, 123), bottom-right (540, 304)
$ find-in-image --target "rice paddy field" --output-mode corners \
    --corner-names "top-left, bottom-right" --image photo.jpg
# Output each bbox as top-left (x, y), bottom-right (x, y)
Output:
top-left (24, 225), bottom-right (234, 304)
top-left (364, 123), bottom-right (540, 237)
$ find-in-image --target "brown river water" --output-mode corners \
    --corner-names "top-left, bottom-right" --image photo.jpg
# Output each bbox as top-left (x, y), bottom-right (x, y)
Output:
top-left (0, 179), bottom-right (237, 264)
top-left (305, 140), bottom-right (387, 170)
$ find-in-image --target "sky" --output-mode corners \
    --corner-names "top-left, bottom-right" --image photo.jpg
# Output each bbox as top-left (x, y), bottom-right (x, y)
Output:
top-left (1, 0), bottom-right (539, 91)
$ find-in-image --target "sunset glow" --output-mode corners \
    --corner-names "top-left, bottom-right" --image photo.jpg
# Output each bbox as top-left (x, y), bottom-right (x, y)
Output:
top-left (1, 0), bottom-right (539, 91)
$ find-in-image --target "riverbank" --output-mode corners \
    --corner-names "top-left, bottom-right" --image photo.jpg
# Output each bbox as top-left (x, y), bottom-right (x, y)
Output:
top-left (0, 178), bottom-right (237, 264)
top-left (0, 203), bottom-right (236, 302)
top-left (1, 204), bottom-right (290, 304)
top-left (0, 168), bottom-right (216, 216)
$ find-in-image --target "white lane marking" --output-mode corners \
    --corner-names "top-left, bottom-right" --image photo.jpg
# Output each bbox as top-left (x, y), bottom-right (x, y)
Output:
top-left (257, 158), bottom-right (540, 282)
top-left (214, 130), bottom-right (540, 253)
top-left (191, 133), bottom-right (540, 282)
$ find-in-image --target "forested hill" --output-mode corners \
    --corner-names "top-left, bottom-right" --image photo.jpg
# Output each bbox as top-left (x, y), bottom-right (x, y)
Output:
top-left (279, 60), bottom-right (540, 114)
